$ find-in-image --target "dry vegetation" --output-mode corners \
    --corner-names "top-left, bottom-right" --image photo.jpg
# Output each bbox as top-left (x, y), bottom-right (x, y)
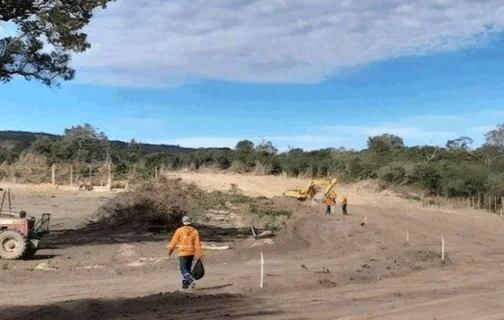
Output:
top-left (85, 176), bottom-right (293, 236)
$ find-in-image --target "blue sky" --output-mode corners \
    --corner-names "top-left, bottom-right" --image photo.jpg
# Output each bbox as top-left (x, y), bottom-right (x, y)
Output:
top-left (1, 0), bottom-right (504, 151)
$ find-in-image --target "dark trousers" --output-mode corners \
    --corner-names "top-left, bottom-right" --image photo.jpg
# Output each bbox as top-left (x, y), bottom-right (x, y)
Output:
top-left (326, 205), bottom-right (331, 214)
top-left (179, 255), bottom-right (194, 287)
top-left (342, 204), bottom-right (347, 215)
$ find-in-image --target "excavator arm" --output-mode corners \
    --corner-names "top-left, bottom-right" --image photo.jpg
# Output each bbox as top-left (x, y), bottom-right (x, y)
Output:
top-left (283, 178), bottom-right (338, 201)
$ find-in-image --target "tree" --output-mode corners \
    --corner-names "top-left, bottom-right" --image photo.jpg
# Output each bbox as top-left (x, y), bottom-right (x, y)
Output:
top-left (485, 122), bottom-right (504, 148)
top-left (1, 0), bottom-right (115, 86)
top-left (367, 134), bottom-right (404, 153)
top-left (233, 139), bottom-right (256, 168)
top-left (124, 139), bottom-right (142, 164)
top-left (446, 136), bottom-right (474, 150)
top-left (59, 123), bottom-right (110, 163)
top-left (235, 140), bottom-right (255, 152)
top-left (256, 139), bottom-right (278, 155)
top-left (288, 147), bottom-right (304, 154)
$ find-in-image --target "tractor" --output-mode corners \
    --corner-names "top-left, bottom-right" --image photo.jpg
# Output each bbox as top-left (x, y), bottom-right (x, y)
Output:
top-left (0, 210), bottom-right (51, 260)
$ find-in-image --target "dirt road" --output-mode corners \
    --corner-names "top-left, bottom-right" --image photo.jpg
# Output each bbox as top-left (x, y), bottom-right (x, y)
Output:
top-left (1, 173), bottom-right (504, 319)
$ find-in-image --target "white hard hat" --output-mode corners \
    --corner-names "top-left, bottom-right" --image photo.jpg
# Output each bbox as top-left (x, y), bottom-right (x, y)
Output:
top-left (182, 216), bottom-right (191, 225)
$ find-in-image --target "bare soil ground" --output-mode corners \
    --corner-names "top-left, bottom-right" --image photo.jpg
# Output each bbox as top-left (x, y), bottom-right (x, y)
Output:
top-left (2, 173), bottom-right (504, 319)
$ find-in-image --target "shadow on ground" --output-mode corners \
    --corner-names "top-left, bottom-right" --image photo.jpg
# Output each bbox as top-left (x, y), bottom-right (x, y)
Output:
top-left (1, 292), bottom-right (285, 320)
top-left (41, 223), bottom-right (255, 249)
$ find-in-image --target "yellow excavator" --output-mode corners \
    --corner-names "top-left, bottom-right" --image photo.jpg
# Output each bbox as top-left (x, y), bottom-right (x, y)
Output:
top-left (283, 178), bottom-right (338, 201)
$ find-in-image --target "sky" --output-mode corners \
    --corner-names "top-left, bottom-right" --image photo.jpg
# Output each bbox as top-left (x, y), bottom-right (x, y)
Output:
top-left (1, 0), bottom-right (504, 151)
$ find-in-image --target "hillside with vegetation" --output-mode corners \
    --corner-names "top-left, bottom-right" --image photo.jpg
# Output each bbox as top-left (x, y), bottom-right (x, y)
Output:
top-left (1, 122), bottom-right (504, 201)
top-left (0, 128), bottom-right (200, 163)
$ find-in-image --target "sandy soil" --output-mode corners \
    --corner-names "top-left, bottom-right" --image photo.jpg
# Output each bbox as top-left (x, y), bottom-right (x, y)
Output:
top-left (1, 173), bottom-right (504, 320)
top-left (167, 172), bottom-right (440, 210)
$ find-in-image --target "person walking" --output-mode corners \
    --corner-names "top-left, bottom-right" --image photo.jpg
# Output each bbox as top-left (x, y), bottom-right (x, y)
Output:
top-left (168, 216), bottom-right (204, 289)
top-left (341, 195), bottom-right (348, 215)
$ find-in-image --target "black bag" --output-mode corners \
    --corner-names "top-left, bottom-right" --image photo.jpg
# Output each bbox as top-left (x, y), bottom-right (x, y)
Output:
top-left (192, 259), bottom-right (205, 280)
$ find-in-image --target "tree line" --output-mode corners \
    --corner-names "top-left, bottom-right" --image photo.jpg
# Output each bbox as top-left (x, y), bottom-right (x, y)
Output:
top-left (1, 122), bottom-right (504, 199)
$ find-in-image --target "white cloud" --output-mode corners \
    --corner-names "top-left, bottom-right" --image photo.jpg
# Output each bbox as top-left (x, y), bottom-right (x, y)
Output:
top-left (154, 135), bottom-right (342, 151)
top-left (73, 72), bottom-right (181, 88)
top-left (70, 0), bottom-right (504, 86)
top-left (324, 124), bottom-right (454, 139)
top-left (155, 109), bottom-right (502, 151)
top-left (323, 109), bottom-right (502, 148)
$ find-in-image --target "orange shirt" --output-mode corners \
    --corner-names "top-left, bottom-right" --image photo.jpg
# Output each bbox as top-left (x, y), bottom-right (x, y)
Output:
top-left (324, 195), bottom-right (335, 205)
top-left (168, 225), bottom-right (204, 257)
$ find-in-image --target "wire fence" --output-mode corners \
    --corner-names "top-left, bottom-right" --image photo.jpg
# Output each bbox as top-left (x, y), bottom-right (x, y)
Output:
top-left (421, 193), bottom-right (503, 215)
top-left (0, 162), bottom-right (115, 188)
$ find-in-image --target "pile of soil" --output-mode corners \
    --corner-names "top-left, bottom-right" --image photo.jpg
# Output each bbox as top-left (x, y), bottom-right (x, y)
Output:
top-left (89, 177), bottom-right (203, 230)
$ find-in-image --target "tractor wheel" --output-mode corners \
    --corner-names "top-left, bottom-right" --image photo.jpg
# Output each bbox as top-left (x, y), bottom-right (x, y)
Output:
top-left (0, 229), bottom-right (28, 260)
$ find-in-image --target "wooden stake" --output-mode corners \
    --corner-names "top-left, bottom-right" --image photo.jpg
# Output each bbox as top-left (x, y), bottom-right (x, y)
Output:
top-left (406, 230), bottom-right (410, 243)
top-left (51, 163), bottom-right (56, 185)
top-left (441, 233), bottom-right (445, 261)
top-left (70, 166), bottom-right (73, 186)
top-left (260, 252), bottom-right (264, 289)
top-left (108, 161), bottom-right (112, 190)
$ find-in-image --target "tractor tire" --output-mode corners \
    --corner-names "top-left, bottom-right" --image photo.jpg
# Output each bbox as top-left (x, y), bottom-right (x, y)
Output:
top-left (0, 229), bottom-right (28, 260)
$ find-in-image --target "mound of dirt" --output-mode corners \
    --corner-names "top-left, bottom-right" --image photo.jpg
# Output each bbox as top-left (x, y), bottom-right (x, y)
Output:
top-left (89, 177), bottom-right (202, 230)
top-left (111, 244), bottom-right (143, 264)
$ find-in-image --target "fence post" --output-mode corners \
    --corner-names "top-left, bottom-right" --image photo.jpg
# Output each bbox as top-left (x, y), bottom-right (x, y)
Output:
top-left (108, 161), bottom-right (112, 190)
top-left (260, 252), bottom-right (264, 289)
top-left (51, 163), bottom-right (56, 185)
top-left (441, 233), bottom-right (445, 261)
